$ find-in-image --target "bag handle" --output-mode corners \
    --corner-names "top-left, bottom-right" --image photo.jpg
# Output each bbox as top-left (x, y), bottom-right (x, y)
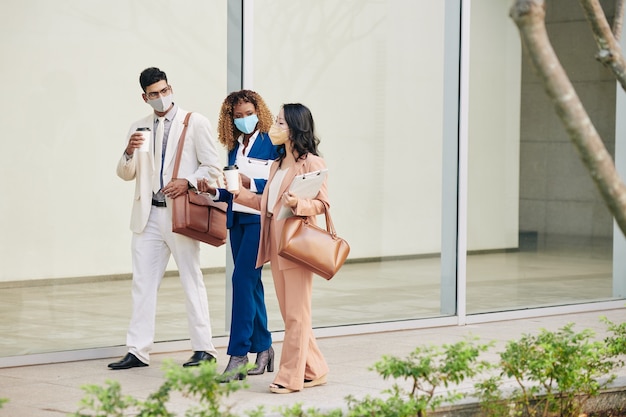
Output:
top-left (317, 201), bottom-right (337, 238)
top-left (172, 112), bottom-right (193, 180)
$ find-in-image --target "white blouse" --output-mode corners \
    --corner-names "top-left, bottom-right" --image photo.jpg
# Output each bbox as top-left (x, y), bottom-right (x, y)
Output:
top-left (266, 167), bottom-right (289, 215)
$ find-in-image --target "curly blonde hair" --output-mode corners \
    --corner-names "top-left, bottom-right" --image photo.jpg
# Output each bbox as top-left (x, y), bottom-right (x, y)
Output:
top-left (216, 90), bottom-right (274, 151)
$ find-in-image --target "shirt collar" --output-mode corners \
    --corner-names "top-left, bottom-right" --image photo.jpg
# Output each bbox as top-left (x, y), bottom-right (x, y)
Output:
top-left (237, 130), bottom-right (259, 145)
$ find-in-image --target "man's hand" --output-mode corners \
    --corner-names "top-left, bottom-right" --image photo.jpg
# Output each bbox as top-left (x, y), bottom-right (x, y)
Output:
top-left (125, 132), bottom-right (145, 155)
top-left (162, 179), bottom-right (189, 199)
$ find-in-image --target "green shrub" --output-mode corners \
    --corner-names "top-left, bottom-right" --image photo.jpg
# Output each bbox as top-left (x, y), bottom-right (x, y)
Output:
top-left (344, 337), bottom-right (493, 417)
top-left (475, 322), bottom-right (624, 417)
top-left (274, 403), bottom-right (344, 417)
top-left (602, 315), bottom-right (626, 358)
top-left (68, 318), bottom-right (626, 417)
top-left (70, 359), bottom-right (251, 417)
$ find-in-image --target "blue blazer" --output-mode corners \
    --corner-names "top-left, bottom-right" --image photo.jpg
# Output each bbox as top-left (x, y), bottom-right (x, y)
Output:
top-left (217, 132), bottom-right (279, 228)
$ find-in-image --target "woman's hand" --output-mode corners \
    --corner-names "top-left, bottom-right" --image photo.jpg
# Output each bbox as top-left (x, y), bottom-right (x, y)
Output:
top-left (197, 178), bottom-right (216, 195)
top-left (282, 192), bottom-right (298, 208)
top-left (240, 173), bottom-right (251, 189)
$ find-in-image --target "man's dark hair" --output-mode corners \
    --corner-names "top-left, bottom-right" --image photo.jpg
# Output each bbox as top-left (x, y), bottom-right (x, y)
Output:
top-left (139, 67), bottom-right (167, 92)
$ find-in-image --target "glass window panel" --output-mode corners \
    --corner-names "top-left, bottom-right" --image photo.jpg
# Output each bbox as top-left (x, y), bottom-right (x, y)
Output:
top-left (253, 0), bottom-right (449, 328)
top-left (0, 0), bottom-right (227, 357)
top-left (1, 0), bottom-right (461, 361)
top-left (465, 1), bottom-right (618, 314)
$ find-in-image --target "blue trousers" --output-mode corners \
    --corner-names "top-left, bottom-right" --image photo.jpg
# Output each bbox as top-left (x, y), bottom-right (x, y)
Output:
top-left (227, 213), bottom-right (272, 356)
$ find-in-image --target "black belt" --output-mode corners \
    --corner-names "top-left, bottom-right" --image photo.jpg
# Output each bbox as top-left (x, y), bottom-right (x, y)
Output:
top-left (152, 199), bottom-right (167, 207)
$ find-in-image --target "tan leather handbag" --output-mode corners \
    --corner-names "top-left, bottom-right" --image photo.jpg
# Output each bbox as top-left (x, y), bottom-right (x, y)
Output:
top-left (278, 203), bottom-right (350, 280)
top-left (171, 113), bottom-right (228, 247)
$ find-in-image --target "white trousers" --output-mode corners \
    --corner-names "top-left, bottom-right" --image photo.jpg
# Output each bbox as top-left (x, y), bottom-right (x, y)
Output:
top-left (127, 205), bottom-right (217, 363)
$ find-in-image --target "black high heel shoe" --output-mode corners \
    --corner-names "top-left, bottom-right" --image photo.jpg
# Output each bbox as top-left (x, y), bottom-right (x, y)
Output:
top-left (219, 355), bottom-right (248, 382)
top-left (248, 346), bottom-right (274, 375)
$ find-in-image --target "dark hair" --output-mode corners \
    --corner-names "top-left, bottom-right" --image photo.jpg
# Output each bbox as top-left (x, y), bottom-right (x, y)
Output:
top-left (278, 103), bottom-right (320, 164)
top-left (139, 67), bottom-right (167, 92)
top-left (217, 90), bottom-right (274, 151)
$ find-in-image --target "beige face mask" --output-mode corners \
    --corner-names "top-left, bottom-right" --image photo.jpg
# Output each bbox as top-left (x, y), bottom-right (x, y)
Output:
top-left (269, 124), bottom-right (289, 145)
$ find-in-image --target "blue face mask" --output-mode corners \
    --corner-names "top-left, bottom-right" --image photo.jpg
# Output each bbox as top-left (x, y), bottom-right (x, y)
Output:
top-left (234, 114), bottom-right (259, 134)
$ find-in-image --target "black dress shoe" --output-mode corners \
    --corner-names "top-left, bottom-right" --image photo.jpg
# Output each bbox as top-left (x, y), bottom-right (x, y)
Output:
top-left (183, 351), bottom-right (216, 367)
top-left (108, 353), bottom-right (148, 370)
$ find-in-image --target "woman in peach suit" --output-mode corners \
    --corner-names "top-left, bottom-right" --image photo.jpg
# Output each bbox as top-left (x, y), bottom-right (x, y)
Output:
top-left (230, 103), bottom-right (329, 394)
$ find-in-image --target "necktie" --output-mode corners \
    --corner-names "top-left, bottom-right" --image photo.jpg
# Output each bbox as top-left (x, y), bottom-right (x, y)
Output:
top-left (153, 117), bottom-right (165, 194)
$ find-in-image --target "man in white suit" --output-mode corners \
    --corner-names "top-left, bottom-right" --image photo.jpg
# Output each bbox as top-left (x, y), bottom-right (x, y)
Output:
top-left (109, 67), bottom-right (222, 370)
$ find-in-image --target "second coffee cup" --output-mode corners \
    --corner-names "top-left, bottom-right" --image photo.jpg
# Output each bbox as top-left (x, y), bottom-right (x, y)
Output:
top-left (223, 165), bottom-right (239, 192)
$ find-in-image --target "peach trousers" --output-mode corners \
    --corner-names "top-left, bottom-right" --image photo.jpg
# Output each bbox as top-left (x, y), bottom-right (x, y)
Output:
top-left (268, 217), bottom-right (329, 391)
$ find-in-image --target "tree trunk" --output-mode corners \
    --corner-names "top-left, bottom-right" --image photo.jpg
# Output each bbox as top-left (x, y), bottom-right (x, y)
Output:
top-left (510, 0), bottom-right (626, 237)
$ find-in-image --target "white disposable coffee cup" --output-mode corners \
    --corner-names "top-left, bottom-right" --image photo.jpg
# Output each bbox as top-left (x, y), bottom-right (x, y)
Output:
top-left (136, 127), bottom-right (151, 152)
top-left (223, 165), bottom-right (240, 192)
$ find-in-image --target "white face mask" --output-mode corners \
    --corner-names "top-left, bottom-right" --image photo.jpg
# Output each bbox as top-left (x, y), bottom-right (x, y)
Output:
top-left (147, 94), bottom-right (174, 112)
top-left (269, 124), bottom-right (289, 145)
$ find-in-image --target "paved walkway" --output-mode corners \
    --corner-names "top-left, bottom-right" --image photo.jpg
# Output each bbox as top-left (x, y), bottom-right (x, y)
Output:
top-left (1, 308), bottom-right (625, 416)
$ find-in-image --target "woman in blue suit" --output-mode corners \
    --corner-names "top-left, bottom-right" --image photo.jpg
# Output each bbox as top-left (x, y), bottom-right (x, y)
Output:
top-left (200, 90), bottom-right (278, 381)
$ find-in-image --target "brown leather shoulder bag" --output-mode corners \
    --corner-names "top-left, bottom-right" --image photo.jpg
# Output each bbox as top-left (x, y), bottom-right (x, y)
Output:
top-left (171, 112), bottom-right (227, 246)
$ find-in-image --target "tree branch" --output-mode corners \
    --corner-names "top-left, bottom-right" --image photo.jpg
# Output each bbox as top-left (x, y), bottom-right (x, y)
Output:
top-left (579, 0), bottom-right (626, 90)
top-left (510, 0), bottom-right (626, 237)
top-left (613, 0), bottom-right (625, 40)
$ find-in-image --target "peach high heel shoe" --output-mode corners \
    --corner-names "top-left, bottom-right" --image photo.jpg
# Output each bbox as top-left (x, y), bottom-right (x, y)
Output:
top-left (269, 383), bottom-right (297, 394)
top-left (303, 374), bottom-right (327, 388)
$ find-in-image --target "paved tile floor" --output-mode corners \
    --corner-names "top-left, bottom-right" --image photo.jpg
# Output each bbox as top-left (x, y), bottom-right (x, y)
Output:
top-left (1, 308), bottom-right (625, 417)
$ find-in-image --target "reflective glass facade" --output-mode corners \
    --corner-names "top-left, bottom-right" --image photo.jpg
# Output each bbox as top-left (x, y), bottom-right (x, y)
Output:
top-left (0, 0), bottom-right (623, 366)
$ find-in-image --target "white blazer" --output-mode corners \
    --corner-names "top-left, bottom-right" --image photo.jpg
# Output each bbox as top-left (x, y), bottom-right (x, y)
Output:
top-left (116, 107), bottom-right (221, 233)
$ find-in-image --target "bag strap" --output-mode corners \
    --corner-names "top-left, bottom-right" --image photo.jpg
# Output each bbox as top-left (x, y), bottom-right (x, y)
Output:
top-left (172, 112), bottom-right (193, 179)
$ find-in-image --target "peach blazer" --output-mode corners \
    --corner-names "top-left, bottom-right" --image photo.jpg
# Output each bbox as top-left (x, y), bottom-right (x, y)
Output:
top-left (235, 153), bottom-right (329, 271)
